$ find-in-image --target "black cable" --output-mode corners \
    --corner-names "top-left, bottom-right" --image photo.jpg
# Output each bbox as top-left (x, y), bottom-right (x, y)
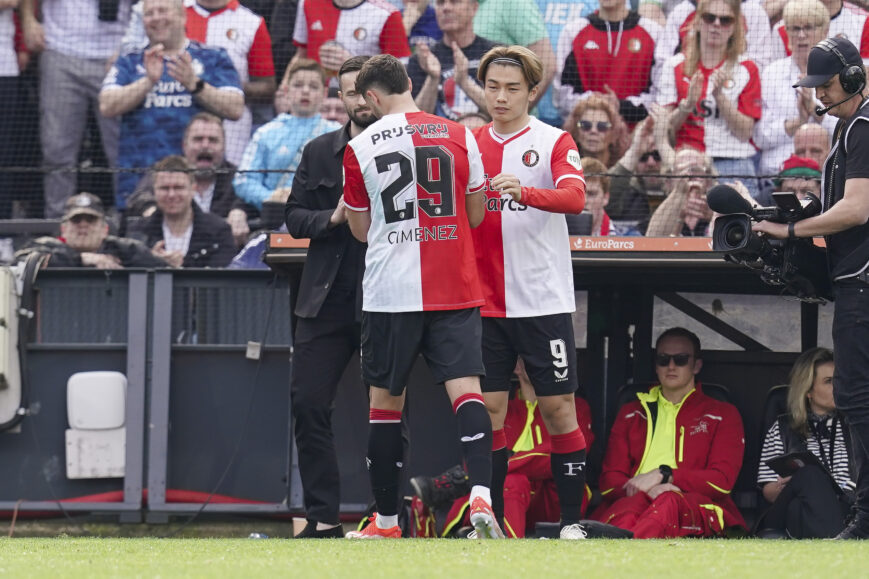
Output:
top-left (161, 273), bottom-right (281, 538)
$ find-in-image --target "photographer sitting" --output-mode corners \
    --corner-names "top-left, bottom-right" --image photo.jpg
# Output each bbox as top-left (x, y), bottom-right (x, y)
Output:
top-left (757, 348), bottom-right (855, 539)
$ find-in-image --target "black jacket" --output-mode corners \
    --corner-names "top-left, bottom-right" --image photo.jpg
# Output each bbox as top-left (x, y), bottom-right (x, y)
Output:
top-left (135, 204), bottom-right (237, 268)
top-left (15, 235), bottom-right (168, 268)
top-left (285, 123), bottom-right (365, 319)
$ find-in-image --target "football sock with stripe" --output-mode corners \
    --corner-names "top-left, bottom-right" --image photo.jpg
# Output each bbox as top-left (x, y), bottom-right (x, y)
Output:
top-left (367, 409), bottom-right (403, 519)
top-left (453, 393), bottom-right (492, 489)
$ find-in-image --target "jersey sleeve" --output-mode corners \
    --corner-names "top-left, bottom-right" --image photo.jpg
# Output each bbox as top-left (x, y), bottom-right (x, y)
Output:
top-left (465, 128), bottom-right (486, 194)
top-left (248, 19), bottom-right (276, 78)
top-left (737, 60), bottom-right (762, 120)
top-left (205, 48), bottom-right (244, 92)
top-left (550, 132), bottom-right (585, 187)
top-left (655, 56), bottom-right (678, 106)
top-left (379, 10), bottom-right (412, 59)
top-left (519, 132), bottom-right (585, 214)
top-left (343, 145), bottom-right (370, 211)
top-left (293, 0), bottom-right (308, 48)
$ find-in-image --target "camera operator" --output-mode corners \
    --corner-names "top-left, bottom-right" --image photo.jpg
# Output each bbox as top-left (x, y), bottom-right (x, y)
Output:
top-left (752, 37), bottom-right (869, 540)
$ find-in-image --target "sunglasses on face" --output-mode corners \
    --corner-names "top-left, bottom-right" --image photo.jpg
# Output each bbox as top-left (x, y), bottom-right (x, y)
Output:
top-left (67, 214), bottom-right (100, 225)
top-left (640, 150), bottom-right (661, 163)
top-left (655, 353), bottom-right (693, 367)
top-left (700, 12), bottom-right (735, 26)
top-left (577, 120), bottom-right (612, 133)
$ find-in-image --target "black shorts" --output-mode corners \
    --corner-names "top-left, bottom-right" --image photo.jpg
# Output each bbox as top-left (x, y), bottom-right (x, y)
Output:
top-left (361, 307), bottom-right (485, 396)
top-left (481, 313), bottom-right (578, 397)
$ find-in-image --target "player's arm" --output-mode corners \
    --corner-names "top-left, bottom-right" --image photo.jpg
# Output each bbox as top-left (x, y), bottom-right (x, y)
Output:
top-left (465, 128), bottom-right (487, 228)
top-left (343, 145), bottom-right (372, 242)
top-left (466, 190), bottom-right (485, 228)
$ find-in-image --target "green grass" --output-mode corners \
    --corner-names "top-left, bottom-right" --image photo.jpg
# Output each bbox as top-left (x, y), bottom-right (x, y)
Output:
top-left (1, 538), bottom-right (868, 578)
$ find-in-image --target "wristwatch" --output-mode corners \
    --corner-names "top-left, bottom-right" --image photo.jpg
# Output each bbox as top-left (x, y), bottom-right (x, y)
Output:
top-left (191, 78), bottom-right (205, 95)
top-left (659, 464), bottom-right (673, 484)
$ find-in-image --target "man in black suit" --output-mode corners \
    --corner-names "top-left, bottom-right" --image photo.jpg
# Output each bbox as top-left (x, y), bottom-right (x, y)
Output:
top-left (284, 55), bottom-right (375, 538)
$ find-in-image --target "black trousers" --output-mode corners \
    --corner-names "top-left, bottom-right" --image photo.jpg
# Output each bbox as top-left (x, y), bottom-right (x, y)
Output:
top-left (290, 316), bottom-right (361, 524)
top-left (761, 465), bottom-right (851, 538)
top-left (832, 284), bottom-right (869, 522)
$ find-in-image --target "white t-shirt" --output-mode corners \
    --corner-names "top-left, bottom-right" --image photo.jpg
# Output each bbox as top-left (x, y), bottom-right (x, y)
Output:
top-left (42, 0), bottom-right (132, 60)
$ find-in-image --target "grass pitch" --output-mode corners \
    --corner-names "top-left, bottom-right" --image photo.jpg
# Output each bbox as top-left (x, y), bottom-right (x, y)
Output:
top-left (1, 538), bottom-right (868, 578)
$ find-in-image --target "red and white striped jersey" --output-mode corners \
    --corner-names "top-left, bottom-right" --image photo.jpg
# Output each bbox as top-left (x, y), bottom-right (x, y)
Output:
top-left (472, 118), bottom-right (585, 318)
top-left (293, 0), bottom-right (411, 65)
top-left (657, 53), bottom-right (761, 158)
top-left (770, 7), bottom-right (869, 62)
top-left (186, 1), bottom-right (275, 164)
top-left (344, 111), bottom-right (486, 313)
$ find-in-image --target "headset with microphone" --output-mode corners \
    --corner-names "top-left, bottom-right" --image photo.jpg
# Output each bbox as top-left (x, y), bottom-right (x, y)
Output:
top-left (814, 39), bottom-right (867, 116)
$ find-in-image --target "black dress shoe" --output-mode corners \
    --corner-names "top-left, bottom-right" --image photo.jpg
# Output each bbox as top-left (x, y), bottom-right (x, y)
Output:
top-left (294, 521), bottom-right (344, 539)
top-left (834, 520), bottom-right (869, 540)
top-left (577, 520), bottom-right (634, 539)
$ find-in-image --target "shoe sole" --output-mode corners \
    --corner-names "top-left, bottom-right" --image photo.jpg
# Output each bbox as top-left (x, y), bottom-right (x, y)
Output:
top-left (470, 511), bottom-right (504, 539)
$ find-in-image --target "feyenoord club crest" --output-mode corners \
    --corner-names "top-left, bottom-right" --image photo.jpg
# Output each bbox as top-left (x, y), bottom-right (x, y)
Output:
top-left (226, 28), bottom-right (238, 40)
top-left (354, 27), bottom-right (368, 41)
top-left (522, 149), bottom-right (539, 167)
top-left (628, 38), bottom-right (642, 53)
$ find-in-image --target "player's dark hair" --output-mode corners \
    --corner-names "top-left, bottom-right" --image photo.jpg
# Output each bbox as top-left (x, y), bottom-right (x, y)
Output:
top-left (152, 155), bottom-right (194, 182)
top-left (655, 327), bottom-right (702, 360)
top-left (477, 45), bottom-right (543, 89)
top-left (283, 57), bottom-right (326, 86)
top-left (183, 112), bottom-right (224, 142)
top-left (338, 55), bottom-right (372, 93)
top-left (355, 54), bottom-right (409, 96)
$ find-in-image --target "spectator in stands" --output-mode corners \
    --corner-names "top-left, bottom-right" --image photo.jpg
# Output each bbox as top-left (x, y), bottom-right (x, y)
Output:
top-left (411, 358), bottom-right (596, 538)
top-left (592, 327), bottom-right (747, 538)
top-left (319, 86), bottom-right (350, 124)
top-left (656, 0), bottom-right (762, 198)
top-left (645, 147), bottom-right (716, 236)
top-left (557, 0), bottom-right (662, 124)
top-left (268, 0), bottom-right (298, 83)
top-left (775, 154), bottom-right (821, 198)
top-left (19, 0), bottom-right (133, 219)
top-left (472, 0), bottom-right (555, 105)
top-left (122, 0), bottom-right (277, 164)
top-left (406, 0), bottom-right (497, 120)
top-left (233, 59), bottom-right (340, 210)
top-left (456, 110), bottom-right (491, 129)
top-left (15, 193), bottom-right (168, 268)
top-left (755, 0), bottom-right (835, 179)
top-left (607, 103), bottom-right (672, 226)
top-left (793, 122), bottom-right (830, 167)
top-left (403, 0), bottom-right (444, 48)
top-left (292, 0), bottom-right (411, 73)
top-left (128, 112), bottom-right (254, 246)
top-left (0, 1), bottom-right (18, 220)
top-left (564, 95), bottom-right (628, 168)
top-left (132, 155), bottom-right (236, 267)
top-left (575, 158), bottom-right (614, 236)
top-left (655, 0), bottom-right (773, 68)
top-left (770, 0), bottom-right (869, 63)
top-left (99, 0), bottom-right (244, 211)
top-left (756, 347), bottom-right (855, 539)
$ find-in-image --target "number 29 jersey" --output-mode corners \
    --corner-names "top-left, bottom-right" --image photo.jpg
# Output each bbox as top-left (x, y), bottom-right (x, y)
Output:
top-left (343, 111), bottom-right (487, 313)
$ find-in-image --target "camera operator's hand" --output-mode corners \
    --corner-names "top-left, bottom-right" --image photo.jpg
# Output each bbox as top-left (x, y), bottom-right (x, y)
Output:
top-left (752, 220), bottom-right (789, 239)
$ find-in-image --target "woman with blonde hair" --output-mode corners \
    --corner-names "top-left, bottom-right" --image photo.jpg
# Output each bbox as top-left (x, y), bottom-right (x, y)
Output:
top-left (564, 96), bottom-right (629, 168)
top-left (756, 347), bottom-right (855, 538)
top-left (655, 0), bottom-right (762, 197)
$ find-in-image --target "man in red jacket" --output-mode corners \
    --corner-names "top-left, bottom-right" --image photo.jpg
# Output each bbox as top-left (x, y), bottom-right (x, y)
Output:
top-left (592, 327), bottom-right (746, 538)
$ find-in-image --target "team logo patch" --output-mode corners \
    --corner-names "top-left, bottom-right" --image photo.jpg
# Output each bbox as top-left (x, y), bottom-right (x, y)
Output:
top-left (567, 150), bottom-right (581, 170)
top-left (724, 78), bottom-right (735, 89)
top-left (354, 27), bottom-right (367, 41)
top-left (192, 59), bottom-right (204, 76)
top-left (628, 38), bottom-right (642, 53)
top-left (522, 149), bottom-right (539, 167)
top-left (226, 28), bottom-right (238, 40)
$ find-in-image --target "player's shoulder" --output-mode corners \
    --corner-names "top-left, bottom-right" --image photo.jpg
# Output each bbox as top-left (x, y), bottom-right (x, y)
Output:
top-left (364, 0), bottom-right (401, 15)
top-left (527, 117), bottom-right (573, 145)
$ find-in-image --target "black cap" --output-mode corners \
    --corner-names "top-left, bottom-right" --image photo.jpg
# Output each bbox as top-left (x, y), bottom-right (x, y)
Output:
top-left (63, 193), bottom-right (105, 220)
top-left (794, 37), bottom-right (862, 88)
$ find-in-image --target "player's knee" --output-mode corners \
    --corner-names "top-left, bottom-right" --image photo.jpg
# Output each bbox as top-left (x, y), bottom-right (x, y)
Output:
top-left (368, 386), bottom-right (405, 412)
top-left (537, 394), bottom-right (578, 433)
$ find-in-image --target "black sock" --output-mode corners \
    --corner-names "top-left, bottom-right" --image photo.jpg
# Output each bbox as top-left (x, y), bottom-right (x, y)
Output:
top-left (367, 421), bottom-right (403, 517)
top-left (491, 447), bottom-right (509, 522)
top-left (551, 448), bottom-right (587, 526)
top-left (454, 399), bottom-right (492, 489)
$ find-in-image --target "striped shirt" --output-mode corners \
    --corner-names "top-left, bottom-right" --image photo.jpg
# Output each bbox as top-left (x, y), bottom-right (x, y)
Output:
top-left (757, 417), bottom-right (854, 493)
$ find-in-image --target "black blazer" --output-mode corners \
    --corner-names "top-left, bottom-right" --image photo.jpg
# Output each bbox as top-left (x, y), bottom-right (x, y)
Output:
top-left (285, 123), bottom-right (365, 319)
top-left (137, 203), bottom-right (237, 268)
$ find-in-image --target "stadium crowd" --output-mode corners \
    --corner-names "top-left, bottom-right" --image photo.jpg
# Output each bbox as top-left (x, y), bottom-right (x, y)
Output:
top-left (1, 0), bottom-right (861, 542)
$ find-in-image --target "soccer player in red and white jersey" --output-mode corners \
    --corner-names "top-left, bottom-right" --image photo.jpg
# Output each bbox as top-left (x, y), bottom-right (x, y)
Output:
top-left (472, 45), bottom-right (589, 540)
top-left (342, 54), bottom-right (501, 540)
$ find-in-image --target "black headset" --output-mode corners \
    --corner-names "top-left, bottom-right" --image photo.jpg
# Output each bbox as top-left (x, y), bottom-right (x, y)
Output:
top-left (817, 39), bottom-right (866, 94)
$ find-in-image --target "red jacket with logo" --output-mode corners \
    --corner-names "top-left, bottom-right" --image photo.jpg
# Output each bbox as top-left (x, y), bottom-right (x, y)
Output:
top-left (598, 383), bottom-right (746, 528)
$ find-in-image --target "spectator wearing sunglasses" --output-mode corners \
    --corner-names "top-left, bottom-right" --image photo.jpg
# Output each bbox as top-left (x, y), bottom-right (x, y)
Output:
top-left (591, 327), bottom-right (747, 538)
top-left (768, 0), bottom-right (869, 64)
top-left (15, 193), bottom-right (168, 268)
top-left (656, 0), bottom-right (762, 198)
top-left (755, 0), bottom-right (836, 181)
top-left (564, 95), bottom-right (629, 168)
